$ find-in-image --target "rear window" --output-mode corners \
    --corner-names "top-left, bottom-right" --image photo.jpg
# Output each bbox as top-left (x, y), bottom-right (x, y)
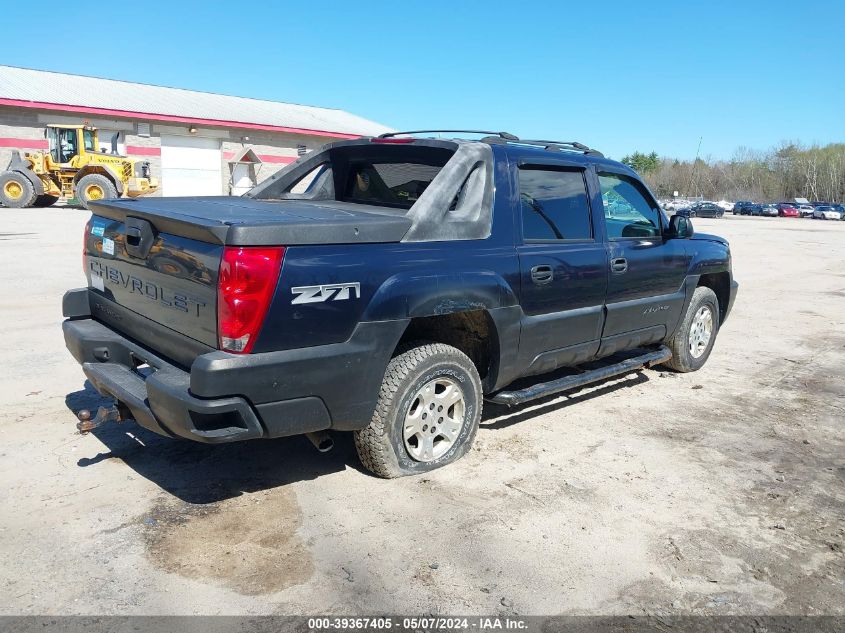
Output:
top-left (519, 167), bottom-right (593, 241)
top-left (251, 144), bottom-right (454, 210)
top-left (345, 162), bottom-right (444, 209)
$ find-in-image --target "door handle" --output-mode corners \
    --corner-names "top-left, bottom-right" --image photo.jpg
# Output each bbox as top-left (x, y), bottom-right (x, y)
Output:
top-left (610, 257), bottom-right (628, 273)
top-left (530, 265), bottom-right (554, 284)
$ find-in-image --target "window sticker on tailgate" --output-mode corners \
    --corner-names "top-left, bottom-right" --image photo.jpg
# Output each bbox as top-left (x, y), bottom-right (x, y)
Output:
top-left (91, 221), bottom-right (106, 237)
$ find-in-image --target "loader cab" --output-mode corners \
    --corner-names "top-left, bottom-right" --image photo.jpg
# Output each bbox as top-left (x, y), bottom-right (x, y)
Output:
top-left (46, 125), bottom-right (97, 165)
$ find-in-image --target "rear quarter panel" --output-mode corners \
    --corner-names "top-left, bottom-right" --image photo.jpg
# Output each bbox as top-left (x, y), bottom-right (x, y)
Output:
top-left (252, 240), bottom-right (520, 353)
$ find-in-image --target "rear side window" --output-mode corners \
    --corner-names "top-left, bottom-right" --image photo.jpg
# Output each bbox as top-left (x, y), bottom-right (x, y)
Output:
top-left (345, 162), bottom-right (444, 209)
top-left (518, 167), bottom-right (593, 241)
top-left (598, 172), bottom-right (662, 239)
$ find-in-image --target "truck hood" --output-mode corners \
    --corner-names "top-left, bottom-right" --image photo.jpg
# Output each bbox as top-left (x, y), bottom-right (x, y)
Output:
top-left (690, 232), bottom-right (729, 246)
top-left (88, 196), bottom-right (412, 246)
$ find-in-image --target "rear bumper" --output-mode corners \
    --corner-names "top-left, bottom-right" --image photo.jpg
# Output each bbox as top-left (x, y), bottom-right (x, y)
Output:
top-left (63, 288), bottom-right (407, 443)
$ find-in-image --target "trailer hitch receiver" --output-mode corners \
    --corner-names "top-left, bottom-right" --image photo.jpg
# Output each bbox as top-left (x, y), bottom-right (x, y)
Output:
top-left (76, 404), bottom-right (125, 434)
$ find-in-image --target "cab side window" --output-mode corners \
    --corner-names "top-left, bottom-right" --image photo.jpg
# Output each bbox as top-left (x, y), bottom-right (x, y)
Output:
top-left (519, 167), bottom-right (593, 241)
top-left (598, 172), bottom-right (662, 239)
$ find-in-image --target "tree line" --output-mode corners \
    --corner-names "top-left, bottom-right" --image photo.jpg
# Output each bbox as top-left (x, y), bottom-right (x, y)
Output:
top-left (621, 143), bottom-right (845, 203)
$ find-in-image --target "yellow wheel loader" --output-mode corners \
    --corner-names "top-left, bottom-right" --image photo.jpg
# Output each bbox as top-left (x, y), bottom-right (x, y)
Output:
top-left (0, 124), bottom-right (158, 210)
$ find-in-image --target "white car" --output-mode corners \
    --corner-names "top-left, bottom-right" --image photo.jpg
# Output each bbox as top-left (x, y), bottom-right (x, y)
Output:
top-left (716, 200), bottom-right (734, 212)
top-left (796, 204), bottom-right (815, 218)
top-left (813, 206), bottom-right (842, 220)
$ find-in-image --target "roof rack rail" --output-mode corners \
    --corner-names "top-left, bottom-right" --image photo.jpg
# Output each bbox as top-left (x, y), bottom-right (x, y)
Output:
top-left (378, 130), bottom-right (520, 141)
top-left (376, 130), bottom-right (603, 157)
top-left (514, 139), bottom-right (604, 157)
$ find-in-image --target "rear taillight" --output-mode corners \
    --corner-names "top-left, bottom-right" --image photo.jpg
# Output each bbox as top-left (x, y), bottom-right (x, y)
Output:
top-left (217, 246), bottom-right (285, 354)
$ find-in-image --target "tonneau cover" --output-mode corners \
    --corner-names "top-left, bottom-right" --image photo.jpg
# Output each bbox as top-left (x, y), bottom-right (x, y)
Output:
top-left (88, 196), bottom-right (412, 246)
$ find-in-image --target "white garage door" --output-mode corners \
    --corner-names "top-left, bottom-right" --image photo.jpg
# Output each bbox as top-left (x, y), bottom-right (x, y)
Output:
top-left (160, 135), bottom-right (222, 196)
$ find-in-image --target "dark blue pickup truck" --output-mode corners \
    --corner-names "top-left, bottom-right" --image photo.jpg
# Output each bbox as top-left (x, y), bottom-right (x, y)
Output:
top-left (62, 131), bottom-right (738, 477)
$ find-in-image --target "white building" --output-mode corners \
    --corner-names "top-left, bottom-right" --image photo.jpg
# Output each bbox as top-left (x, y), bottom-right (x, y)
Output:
top-left (0, 65), bottom-right (392, 196)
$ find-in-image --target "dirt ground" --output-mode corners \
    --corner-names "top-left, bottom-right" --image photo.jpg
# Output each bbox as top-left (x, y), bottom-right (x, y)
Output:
top-left (0, 209), bottom-right (843, 616)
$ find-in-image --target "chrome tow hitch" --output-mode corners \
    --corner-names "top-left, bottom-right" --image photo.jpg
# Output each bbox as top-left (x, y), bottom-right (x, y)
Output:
top-left (76, 404), bottom-right (125, 434)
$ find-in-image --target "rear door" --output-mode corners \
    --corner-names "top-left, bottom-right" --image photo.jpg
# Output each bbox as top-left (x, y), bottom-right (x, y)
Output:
top-left (595, 169), bottom-right (689, 355)
top-left (515, 160), bottom-right (608, 375)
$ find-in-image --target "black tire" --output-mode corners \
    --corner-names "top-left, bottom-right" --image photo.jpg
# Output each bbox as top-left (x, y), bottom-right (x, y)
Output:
top-left (0, 171), bottom-right (37, 208)
top-left (354, 342), bottom-right (482, 478)
top-left (663, 286), bottom-right (720, 373)
top-left (32, 194), bottom-right (59, 207)
top-left (76, 174), bottom-right (118, 210)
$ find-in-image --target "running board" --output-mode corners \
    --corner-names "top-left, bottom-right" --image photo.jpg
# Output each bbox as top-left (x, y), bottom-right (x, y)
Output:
top-left (487, 346), bottom-right (672, 406)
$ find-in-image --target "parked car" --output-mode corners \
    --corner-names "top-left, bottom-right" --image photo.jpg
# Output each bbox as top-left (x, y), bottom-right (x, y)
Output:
top-left (747, 204), bottom-right (764, 216)
top-left (756, 204), bottom-right (779, 217)
top-left (733, 201), bottom-right (754, 215)
top-left (776, 203), bottom-right (799, 217)
top-left (831, 204), bottom-right (845, 220)
top-left (813, 205), bottom-right (842, 220)
top-left (796, 204), bottom-right (815, 218)
top-left (61, 130), bottom-right (737, 477)
top-left (716, 200), bottom-right (733, 212)
top-left (681, 202), bottom-right (723, 218)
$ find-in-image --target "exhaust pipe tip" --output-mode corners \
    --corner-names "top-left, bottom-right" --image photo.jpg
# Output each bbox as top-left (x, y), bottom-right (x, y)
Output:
top-left (305, 431), bottom-right (334, 453)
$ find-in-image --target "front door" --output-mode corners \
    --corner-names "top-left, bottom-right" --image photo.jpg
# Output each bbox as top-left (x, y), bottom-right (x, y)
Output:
top-left (516, 162), bottom-right (608, 376)
top-left (57, 128), bottom-right (79, 164)
top-left (596, 169), bottom-right (690, 356)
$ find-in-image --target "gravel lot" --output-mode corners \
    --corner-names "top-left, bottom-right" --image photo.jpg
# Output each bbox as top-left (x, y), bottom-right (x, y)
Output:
top-left (1, 209), bottom-right (843, 616)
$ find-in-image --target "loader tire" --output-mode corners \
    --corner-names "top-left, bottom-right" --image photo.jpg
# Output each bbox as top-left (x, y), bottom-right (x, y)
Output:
top-left (77, 174), bottom-right (117, 210)
top-left (0, 171), bottom-right (37, 208)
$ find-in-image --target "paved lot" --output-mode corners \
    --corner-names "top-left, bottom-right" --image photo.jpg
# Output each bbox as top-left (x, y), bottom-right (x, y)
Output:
top-left (1, 209), bottom-right (843, 615)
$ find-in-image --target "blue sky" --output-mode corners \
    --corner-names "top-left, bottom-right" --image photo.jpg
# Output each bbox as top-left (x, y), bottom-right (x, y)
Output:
top-left (4, 0), bottom-right (843, 160)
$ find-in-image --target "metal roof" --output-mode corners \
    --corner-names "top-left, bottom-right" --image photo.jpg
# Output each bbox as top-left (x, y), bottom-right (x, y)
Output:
top-left (0, 65), bottom-right (393, 138)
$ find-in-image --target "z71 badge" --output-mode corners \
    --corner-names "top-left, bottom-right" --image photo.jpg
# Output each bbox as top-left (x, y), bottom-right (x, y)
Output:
top-left (291, 282), bottom-right (361, 305)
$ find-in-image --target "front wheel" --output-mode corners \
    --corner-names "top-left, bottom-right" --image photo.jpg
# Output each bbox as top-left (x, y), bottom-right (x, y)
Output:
top-left (76, 174), bottom-right (118, 210)
top-left (663, 286), bottom-right (720, 372)
top-left (355, 342), bottom-right (482, 478)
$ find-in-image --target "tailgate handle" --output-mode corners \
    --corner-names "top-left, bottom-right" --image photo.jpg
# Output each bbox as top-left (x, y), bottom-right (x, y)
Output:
top-left (126, 227), bottom-right (142, 246)
top-left (124, 216), bottom-right (156, 259)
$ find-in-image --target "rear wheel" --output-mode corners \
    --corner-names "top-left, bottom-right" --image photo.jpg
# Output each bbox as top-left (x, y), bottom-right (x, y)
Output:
top-left (354, 342), bottom-right (482, 478)
top-left (76, 174), bottom-right (118, 210)
top-left (32, 194), bottom-right (59, 207)
top-left (0, 171), bottom-right (36, 208)
top-left (663, 286), bottom-right (720, 373)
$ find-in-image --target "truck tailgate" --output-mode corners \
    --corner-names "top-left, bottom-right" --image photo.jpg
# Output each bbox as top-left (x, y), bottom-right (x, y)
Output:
top-left (85, 214), bottom-right (221, 348)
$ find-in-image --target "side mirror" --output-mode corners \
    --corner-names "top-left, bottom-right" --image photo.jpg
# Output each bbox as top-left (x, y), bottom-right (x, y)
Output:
top-left (667, 214), bottom-right (694, 239)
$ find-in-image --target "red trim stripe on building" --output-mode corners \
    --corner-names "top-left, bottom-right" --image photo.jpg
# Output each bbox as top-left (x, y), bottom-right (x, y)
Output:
top-left (0, 138), bottom-right (298, 164)
top-left (0, 98), bottom-right (362, 140)
top-left (125, 145), bottom-right (160, 156)
top-left (223, 151), bottom-right (297, 164)
top-left (0, 137), bottom-right (48, 149)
